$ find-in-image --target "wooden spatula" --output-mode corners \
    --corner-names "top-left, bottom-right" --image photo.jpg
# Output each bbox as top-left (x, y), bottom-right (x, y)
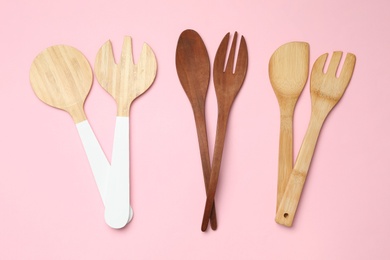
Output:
top-left (269, 42), bottom-right (309, 211)
top-left (95, 36), bottom-right (157, 229)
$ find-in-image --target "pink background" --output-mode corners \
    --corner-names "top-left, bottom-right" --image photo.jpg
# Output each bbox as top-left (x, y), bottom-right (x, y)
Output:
top-left (1, 0), bottom-right (389, 259)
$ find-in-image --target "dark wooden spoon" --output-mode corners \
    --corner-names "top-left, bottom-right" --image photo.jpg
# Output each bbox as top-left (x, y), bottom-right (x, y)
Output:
top-left (176, 29), bottom-right (217, 230)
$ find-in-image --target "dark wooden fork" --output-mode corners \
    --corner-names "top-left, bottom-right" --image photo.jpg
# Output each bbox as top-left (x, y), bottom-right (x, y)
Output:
top-left (201, 32), bottom-right (248, 231)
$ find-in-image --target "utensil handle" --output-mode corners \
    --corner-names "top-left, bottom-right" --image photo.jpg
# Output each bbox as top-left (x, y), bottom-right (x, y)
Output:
top-left (76, 120), bottom-right (110, 206)
top-left (276, 114), bottom-right (294, 211)
top-left (193, 109), bottom-right (218, 230)
top-left (104, 116), bottom-right (131, 229)
top-left (275, 115), bottom-right (323, 226)
top-left (201, 113), bottom-right (228, 231)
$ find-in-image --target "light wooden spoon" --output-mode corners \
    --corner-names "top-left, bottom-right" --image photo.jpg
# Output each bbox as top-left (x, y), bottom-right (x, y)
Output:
top-left (176, 29), bottom-right (217, 230)
top-left (275, 52), bottom-right (356, 226)
top-left (269, 42), bottom-right (309, 211)
top-left (95, 36), bottom-right (157, 229)
top-left (30, 45), bottom-right (111, 209)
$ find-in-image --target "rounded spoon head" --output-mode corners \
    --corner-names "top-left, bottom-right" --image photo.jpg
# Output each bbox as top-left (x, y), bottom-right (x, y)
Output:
top-left (30, 45), bottom-right (92, 123)
top-left (176, 29), bottom-right (210, 107)
top-left (269, 42), bottom-right (309, 105)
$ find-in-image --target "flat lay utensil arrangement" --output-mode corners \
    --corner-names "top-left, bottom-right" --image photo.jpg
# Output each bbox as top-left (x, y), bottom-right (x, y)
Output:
top-left (95, 36), bottom-right (157, 229)
top-left (30, 31), bottom-right (356, 231)
top-left (176, 29), bottom-right (217, 230)
top-left (30, 38), bottom-right (157, 229)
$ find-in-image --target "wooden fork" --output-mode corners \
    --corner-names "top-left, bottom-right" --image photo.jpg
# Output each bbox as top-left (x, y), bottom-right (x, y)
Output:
top-left (275, 52), bottom-right (356, 227)
top-left (201, 32), bottom-right (248, 231)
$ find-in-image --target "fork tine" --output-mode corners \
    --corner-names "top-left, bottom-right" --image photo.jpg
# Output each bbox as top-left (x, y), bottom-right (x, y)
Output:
top-left (326, 51), bottom-right (343, 76)
top-left (121, 36), bottom-right (134, 66)
top-left (312, 53), bottom-right (328, 74)
top-left (95, 40), bottom-right (116, 90)
top-left (213, 33), bottom-right (230, 74)
top-left (225, 32), bottom-right (238, 73)
top-left (339, 53), bottom-right (356, 81)
top-left (234, 36), bottom-right (248, 76)
top-left (137, 43), bottom-right (158, 88)
top-left (96, 40), bottom-right (116, 68)
top-left (139, 43), bottom-right (157, 69)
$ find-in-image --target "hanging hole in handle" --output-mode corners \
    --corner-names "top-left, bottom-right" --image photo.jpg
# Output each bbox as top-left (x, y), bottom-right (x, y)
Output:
top-left (283, 213), bottom-right (289, 218)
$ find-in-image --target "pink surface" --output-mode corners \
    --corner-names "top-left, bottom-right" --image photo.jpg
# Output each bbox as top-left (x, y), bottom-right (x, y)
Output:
top-left (1, 0), bottom-right (389, 259)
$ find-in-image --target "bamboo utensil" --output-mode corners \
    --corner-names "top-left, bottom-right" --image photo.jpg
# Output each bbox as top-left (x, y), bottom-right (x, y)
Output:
top-left (275, 51), bottom-right (356, 227)
top-left (201, 32), bottom-right (248, 232)
top-left (29, 45), bottom-right (111, 207)
top-left (95, 36), bottom-right (157, 229)
top-left (175, 29), bottom-right (218, 230)
top-left (269, 42), bottom-right (309, 211)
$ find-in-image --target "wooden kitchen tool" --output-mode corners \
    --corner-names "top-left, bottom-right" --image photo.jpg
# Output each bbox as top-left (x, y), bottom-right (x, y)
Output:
top-left (30, 45), bottom-right (112, 209)
top-left (275, 52), bottom-right (356, 226)
top-left (175, 29), bottom-right (217, 230)
top-left (201, 32), bottom-right (248, 231)
top-left (95, 36), bottom-right (157, 229)
top-left (30, 45), bottom-right (92, 124)
top-left (269, 42), bottom-right (309, 211)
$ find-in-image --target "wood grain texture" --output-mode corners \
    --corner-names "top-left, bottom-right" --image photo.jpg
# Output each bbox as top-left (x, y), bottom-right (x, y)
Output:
top-left (175, 29), bottom-right (217, 230)
top-left (29, 45), bottom-right (92, 123)
top-left (269, 42), bottom-right (309, 211)
top-left (94, 36), bottom-right (157, 116)
top-left (275, 52), bottom-right (356, 227)
top-left (201, 32), bottom-right (248, 232)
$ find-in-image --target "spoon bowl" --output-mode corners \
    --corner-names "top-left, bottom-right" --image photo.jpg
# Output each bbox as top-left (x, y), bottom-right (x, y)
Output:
top-left (30, 45), bottom-right (92, 123)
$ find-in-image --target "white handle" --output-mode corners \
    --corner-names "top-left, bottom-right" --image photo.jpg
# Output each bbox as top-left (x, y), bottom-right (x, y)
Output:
top-left (104, 116), bottom-right (132, 229)
top-left (76, 120), bottom-right (110, 206)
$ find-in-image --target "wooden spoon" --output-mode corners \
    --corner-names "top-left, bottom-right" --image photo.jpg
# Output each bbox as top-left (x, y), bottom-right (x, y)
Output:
top-left (201, 32), bottom-right (248, 231)
top-left (30, 45), bottom-right (111, 210)
top-left (30, 45), bottom-right (91, 123)
top-left (95, 36), bottom-right (157, 229)
top-left (275, 52), bottom-right (356, 226)
top-left (269, 42), bottom-right (309, 211)
top-left (175, 29), bottom-right (217, 230)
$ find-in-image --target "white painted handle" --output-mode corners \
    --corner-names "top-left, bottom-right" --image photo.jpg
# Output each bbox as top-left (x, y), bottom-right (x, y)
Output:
top-left (104, 116), bottom-right (132, 229)
top-left (76, 120), bottom-right (110, 206)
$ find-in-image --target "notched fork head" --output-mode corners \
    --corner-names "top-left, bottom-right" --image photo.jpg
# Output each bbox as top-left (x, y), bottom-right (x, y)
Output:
top-left (95, 36), bottom-right (157, 102)
top-left (310, 51), bottom-right (356, 109)
top-left (213, 32), bottom-right (248, 105)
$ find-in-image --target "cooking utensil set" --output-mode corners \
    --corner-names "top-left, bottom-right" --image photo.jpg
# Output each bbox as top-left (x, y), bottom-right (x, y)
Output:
top-left (30, 37), bottom-right (157, 229)
top-left (272, 45), bottom-right (356, 226)
top-left (176, 30), bottom-right (248, 232)
top-left (29, 30), bottom-right (356, 231)
top-left (176, 30), bottom-right (355, 230)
